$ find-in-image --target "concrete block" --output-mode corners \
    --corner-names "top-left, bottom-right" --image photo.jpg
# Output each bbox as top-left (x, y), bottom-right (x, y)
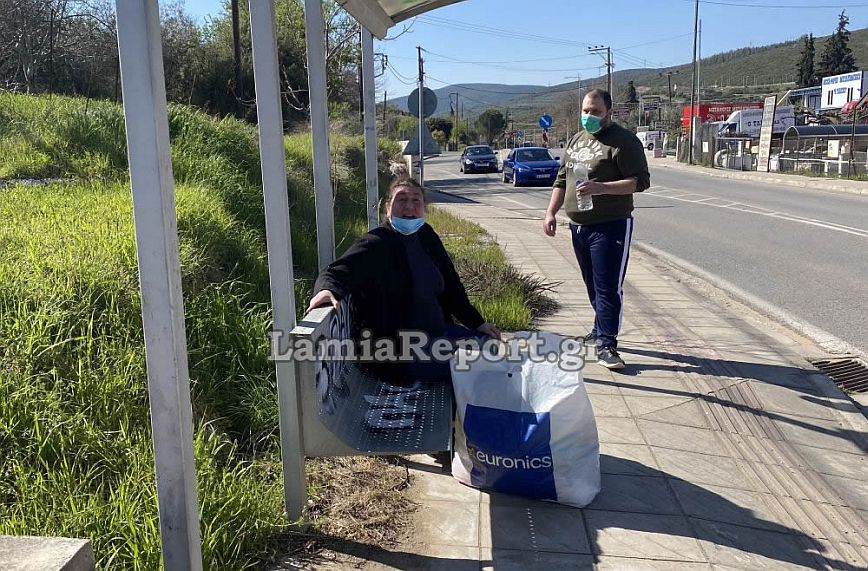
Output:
top-left (0, 536), bottom-right (94, 571)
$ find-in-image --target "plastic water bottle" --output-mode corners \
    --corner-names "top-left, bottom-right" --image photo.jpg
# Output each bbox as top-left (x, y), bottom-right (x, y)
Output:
top-left (576, 178), bottom-right (593, 212)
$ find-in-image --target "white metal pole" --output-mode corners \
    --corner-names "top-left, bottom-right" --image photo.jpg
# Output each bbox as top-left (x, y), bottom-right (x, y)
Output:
top-left (114, 1), bottom-right (202, 569)
top-left (248, 0), bottom-right (306, 521)
top-left (417, 46), bottom-right (424, 186)
top-left (361, 28), bottom-right (379, 230)
top-left (303, 0), bottom-right (335, 270)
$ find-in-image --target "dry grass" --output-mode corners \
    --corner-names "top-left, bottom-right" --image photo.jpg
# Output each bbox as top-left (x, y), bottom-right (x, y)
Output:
top-left (268, 457), bottom-right (415, 569)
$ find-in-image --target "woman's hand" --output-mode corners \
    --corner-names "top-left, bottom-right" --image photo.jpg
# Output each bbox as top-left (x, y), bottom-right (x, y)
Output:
top-left (476, 322), bottom-right (502, 339)
top-left (307, 290), bottom-right (339, 312)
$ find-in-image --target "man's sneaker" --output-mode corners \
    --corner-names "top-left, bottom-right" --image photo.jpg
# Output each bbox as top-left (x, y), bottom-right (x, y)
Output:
top-left (597, 347), bottom-right (626, 370)
top-left (581, 331), bottom-right (597, 345)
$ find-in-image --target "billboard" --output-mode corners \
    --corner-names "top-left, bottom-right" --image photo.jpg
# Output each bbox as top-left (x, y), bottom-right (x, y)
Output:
top-left (820, 71), bottom-right (865, 110)
top-left (682, 102), bottom-right (763, 128)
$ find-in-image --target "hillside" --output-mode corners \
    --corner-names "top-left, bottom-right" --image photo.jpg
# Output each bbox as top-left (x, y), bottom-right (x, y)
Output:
top-left (387, 83), bottom-right (549, 116)
top-left (408, 26), bottom-right (868, 131)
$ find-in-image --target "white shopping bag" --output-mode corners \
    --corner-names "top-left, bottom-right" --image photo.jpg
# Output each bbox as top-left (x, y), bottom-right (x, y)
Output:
top-left (450, 332), bottom-right (600, 507)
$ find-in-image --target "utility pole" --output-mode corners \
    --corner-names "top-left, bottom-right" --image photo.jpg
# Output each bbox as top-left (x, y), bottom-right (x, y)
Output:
top-left (382, 89), bottom-right (387, 133)
top-left (589, 46), bottom-right (613, 94)
top-left (688, 0), bottom-right (699, 165)
top-left (662, 71), bottom-right (678, 129)
top-left (231, 0), bottom-right (243, 113)
top-left (697, 19), bottom-right (702, 109)
top-left (417, 46), bottom-right (424, 185)
top-left (450, 91), bottom-right (459, 150)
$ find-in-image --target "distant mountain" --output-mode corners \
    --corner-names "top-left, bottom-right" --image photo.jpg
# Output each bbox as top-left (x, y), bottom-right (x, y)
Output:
top-left (393, 26), bottom-right (868, 130)
top-left (387, 83), bottom-right (548, 116)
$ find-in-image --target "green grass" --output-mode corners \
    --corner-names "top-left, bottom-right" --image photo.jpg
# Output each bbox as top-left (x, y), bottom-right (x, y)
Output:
top-left (0, 92), bottom-right (548, 569)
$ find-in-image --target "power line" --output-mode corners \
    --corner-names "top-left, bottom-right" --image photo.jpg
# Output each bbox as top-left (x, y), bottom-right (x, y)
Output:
top-left (415, 15), bottom-right (662, 69)
top-left (386, 65), bottom-right (415, 86)
top-left (673, 0), bottom-right (868, 7)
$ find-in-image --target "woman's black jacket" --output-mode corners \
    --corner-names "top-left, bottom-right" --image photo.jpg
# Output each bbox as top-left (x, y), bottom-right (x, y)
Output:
top-left (313, 222), bottom-right (485, 348)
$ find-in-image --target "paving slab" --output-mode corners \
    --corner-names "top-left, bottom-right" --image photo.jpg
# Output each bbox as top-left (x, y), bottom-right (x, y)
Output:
top-left (599, 444), bottom-right (660, 476)
top-left (596, 558), bottom-right (712, 570)
top-left (596, 417), bottom-right (645, 445)
top-left (586, 474), bottom-right (681, 515)
top-left (690, 519), bottom-right (827, 570)
top-left (479, 505), bottom-right (591, 554)
top-left (651, 447), bottom-right (769, 492)
top-left (583, 511), bottom-right (706, 562)
top-left (480, 549), bottom-right (594, 570)
top-left (413, 500), bottom-right (479, 547)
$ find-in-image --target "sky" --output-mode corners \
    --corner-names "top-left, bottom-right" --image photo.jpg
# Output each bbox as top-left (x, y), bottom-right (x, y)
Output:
top-left (183, 0), bottom-right (868, 100)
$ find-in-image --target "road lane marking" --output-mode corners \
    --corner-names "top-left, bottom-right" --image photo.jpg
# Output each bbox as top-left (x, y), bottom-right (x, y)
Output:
top-left (645, 185), bottom-right (868, 239)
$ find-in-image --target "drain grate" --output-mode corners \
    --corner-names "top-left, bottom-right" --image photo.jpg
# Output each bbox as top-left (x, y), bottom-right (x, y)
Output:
top-left (812, 358), bottom-right (868, 394)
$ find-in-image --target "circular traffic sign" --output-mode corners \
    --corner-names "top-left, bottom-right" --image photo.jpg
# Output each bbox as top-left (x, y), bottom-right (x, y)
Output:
top-left (408, 87), bottom-right (438, 118)
top-left (539, 114), bottom-right (553, 129)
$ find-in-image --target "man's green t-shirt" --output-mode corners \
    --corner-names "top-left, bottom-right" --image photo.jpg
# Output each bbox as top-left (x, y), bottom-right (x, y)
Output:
top-left (554, 122), bottom-right (651, 225)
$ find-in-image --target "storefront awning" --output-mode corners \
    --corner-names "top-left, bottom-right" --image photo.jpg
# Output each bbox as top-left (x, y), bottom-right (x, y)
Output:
top-left (339, 0), bottom-right (466, 38)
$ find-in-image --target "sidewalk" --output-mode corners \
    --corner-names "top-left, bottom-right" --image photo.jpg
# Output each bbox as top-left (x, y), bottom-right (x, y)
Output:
top-left (351, 200), bottom-right (868, 570)
top-left (652, 156), bottom-right (868, 196)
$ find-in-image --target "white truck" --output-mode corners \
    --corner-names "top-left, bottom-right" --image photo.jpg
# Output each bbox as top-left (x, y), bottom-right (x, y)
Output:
top-left (635, 130), bottom-right (666, 151)
top-left (717, 106), bottom-right (795, 138)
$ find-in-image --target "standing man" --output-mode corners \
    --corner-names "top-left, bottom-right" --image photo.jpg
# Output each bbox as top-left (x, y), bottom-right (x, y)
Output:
top-left (543, 89), bottom-right (650, 370)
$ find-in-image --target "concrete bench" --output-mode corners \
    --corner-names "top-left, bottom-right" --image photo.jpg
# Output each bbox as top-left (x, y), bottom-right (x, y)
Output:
top-left (289, 297), bottom-right (453, 458)
top-left (0, 536), bottom-right (94, 571)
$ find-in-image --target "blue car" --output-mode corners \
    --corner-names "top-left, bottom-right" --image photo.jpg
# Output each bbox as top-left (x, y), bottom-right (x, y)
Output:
top-left (502, 147), bottom-right (560, 187)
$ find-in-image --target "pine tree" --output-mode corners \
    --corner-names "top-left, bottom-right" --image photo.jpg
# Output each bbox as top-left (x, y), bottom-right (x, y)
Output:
top-left (817, 11), bottom-right (857, 78)
top-left (623, 81), bottom-right (638, 104)
top-left (795, 34), bottom-right (816, 88)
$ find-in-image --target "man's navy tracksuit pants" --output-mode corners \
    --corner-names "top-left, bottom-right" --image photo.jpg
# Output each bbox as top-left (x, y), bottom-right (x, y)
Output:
top-left (569, 218), bottom-right (634, 350)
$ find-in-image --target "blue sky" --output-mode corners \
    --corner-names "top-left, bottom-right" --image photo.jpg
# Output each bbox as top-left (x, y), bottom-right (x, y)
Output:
top-left (183, 0), bottom-right (868, 99)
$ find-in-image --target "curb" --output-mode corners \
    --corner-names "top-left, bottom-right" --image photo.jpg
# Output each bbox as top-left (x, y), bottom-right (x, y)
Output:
top-left (651, 159), bottom-right (868, 196)
top-left (633, 240), bottom-right (868, 438)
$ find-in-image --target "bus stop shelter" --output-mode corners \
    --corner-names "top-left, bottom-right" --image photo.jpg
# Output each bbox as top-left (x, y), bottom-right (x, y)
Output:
top-left (779, 124), bottom-right (868, 176)
top-left (114, 1), bottom-right (466, 568)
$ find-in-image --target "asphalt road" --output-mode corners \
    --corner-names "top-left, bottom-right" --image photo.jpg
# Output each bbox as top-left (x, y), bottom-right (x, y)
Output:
top-left (422, 151), bottom-right (868, 357)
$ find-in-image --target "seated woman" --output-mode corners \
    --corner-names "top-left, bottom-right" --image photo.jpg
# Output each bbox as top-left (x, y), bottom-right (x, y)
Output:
top-left (307, 176), bottom-right (500, 383)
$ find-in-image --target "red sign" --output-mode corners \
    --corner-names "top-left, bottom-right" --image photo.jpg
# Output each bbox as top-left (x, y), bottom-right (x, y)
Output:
top-left (681, 102), bottom-right (764, 128)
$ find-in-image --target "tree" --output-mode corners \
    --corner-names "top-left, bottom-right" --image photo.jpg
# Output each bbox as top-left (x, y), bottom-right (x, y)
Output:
top-left (622, 80), bottom-right (638, 104)
top-left (817, 11), bottom-right (857, 79)
top-left (425, 116), bottom-right (453, 140)
top-left (452, 121), bottom-right (478, 146)
top-left (795, 34), bottom-right (816, 88)
top-left (476, 109), bottom-right (506, 143)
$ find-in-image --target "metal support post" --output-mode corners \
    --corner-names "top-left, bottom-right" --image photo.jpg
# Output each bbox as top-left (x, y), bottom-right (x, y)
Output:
top-left (115, 1), bottom-right (202, 568)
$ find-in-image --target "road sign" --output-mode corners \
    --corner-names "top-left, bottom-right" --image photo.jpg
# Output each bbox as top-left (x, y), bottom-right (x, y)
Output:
top-left (643, 103), bottom-right (660, 111)
top-left (516, 130), bottom-right (524, 139)
top-left (407, 87), bottom-right (438, 118)
top-left (539, 114), bottom-right (553, 129)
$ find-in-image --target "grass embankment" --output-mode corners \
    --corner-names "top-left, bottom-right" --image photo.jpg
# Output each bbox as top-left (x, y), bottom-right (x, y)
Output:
top-left (0, 92), bottom-right (551, 569)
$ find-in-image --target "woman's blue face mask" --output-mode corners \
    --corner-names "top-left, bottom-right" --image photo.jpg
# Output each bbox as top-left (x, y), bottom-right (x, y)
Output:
top-left (391, 216), bottom-right (425, 235)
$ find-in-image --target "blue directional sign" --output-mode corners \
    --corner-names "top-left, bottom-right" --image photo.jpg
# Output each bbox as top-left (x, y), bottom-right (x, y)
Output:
top-left (539, 114), bottom-right (553, 129)
top-left (516, 130), bottom-right (524, 139)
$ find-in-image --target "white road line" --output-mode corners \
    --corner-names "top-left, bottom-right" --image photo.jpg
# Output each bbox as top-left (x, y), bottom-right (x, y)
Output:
top-left (650, 191), bottom-right (868, 239)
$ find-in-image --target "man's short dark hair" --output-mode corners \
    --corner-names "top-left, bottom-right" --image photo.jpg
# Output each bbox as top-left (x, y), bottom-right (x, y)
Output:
top-left (585, 88), bottom-right (612, 110)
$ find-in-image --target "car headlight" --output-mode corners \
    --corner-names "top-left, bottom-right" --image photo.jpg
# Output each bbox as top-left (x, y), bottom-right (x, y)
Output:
top-left (464, 159), bottom-right (473, 164)
top-left (516, 165), bottom-right (529, 172)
